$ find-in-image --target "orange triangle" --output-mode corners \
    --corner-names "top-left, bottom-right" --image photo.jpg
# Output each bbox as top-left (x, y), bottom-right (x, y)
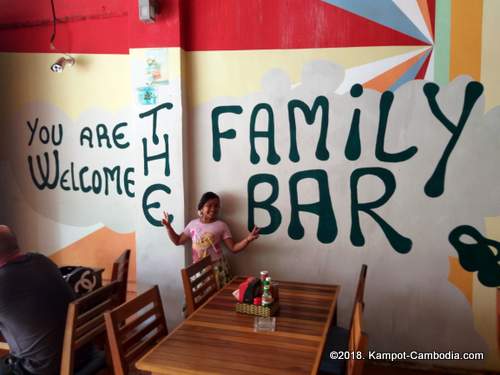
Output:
top-left (363, 50), bottom-right (428, 92)
top-left (418, 0), bottom-right (434, 40)
top-left (50, 227), bottom-right (136, 285)
top-left (448, 256), bottom-right (472, 305)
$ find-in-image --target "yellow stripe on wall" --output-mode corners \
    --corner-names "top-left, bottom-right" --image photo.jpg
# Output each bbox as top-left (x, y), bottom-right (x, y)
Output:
top-left (185, 46), bottom-right (426, 107)
top-left (477, 217), bottom-right (500, 368)
top-left (450, 0), bottom-right (483, 81)
top-left (0, 53), bottom-right (131, 119)
top-left (481, 0), bottom-right (500, 112)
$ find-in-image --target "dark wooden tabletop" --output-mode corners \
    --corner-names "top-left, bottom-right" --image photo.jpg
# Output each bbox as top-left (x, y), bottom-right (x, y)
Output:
top-left (136, 276), bottom-right (340, 375)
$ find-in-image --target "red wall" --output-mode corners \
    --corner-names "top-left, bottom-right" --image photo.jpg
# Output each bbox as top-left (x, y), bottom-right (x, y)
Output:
top-left (182, 0), bottom-right (426, 51)
top-left (0, 0), bottom-right (181, 53)
top-left (0, 0), bottom-right (427, 53)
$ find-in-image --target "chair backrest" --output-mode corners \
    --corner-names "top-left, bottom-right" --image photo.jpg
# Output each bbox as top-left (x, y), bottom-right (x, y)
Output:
top-left (61, 281), bottom-right (121, 375)
top-left (354, 264), bottom-right (367, 310)
top-left (346, 301), bottom-right (364, 375)
top-left (104, 285), bottom-right (168, 375)
top-left (181, 256), bottom-right (218, 317)
top-left (346, 264), bottom-right (368, 375)
top-left (111, 249), bottom-right (131, 305)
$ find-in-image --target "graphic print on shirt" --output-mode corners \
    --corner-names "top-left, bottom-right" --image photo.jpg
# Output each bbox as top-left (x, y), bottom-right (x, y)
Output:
top-left (190, 227), bottom-right (218, 261)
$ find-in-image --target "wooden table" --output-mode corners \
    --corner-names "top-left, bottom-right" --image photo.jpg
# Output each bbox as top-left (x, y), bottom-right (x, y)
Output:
top-left (136, 277), bottom-right (340, 375)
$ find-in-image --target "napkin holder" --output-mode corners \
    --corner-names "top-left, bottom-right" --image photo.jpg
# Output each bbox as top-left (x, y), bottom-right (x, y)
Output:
top-left (236, 301), bottom-right (279, 317)
top-left (234, 276), bottom-right (280, 317)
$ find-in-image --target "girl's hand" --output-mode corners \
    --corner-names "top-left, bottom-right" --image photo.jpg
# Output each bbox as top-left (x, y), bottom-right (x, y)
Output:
top-left (246, 226), bottom-right (260, 243)
top-left (162, 211), bottom-right (171, 227)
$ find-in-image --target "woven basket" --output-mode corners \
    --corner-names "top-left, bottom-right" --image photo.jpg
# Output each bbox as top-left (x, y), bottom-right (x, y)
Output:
top-left (235, 302), bottom-right (279, 317)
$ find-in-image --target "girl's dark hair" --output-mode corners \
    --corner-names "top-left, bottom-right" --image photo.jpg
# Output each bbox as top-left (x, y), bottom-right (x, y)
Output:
top-left (197, 192), bottom-right (220, 210)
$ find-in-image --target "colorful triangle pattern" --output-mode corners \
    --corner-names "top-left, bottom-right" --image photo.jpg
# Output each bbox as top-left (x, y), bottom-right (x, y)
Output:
top-left (322, 0), bottom-right (434, 92)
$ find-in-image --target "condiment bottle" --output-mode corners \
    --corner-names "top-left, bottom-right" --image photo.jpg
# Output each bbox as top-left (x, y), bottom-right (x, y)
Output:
top-left (261, 285), bottom-right (273, 307)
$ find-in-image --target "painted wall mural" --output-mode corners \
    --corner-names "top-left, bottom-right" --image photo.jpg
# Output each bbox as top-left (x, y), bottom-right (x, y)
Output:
top-left (181, 0), bottom-right (500, 370)
top-left (0, 49), bottom-right (186, 325)
top-left (0, 53), bottom-right (138, 291)
top-left (207, 75), bottom-right (495, 263)
top-left (13, 103), bottom-right (134, 229)
top-left (130, 48), bottom-right (186, 325)
top-left (188, 63), bottom-right (497, 363)
top-left (0, 0), bottom-right (499, 370)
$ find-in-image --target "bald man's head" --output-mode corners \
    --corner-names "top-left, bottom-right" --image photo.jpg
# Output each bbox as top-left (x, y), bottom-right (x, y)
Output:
top-left (0, 225), bottom-right (19, 255)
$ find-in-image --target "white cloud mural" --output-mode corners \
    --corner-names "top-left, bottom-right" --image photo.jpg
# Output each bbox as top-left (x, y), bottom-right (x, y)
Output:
top-left (3, 103), bottom-right (136, 234)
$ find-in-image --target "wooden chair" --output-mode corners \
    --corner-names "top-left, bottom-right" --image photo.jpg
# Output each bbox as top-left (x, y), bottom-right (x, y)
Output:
top-left (0, 333), bottom-right (9, 353)
top-left (61, 281), bottom-right (121, 375)
top-left (0, 336), bottom-right (9, 358)
top-left (497, 288), bottom-right (500, 350)
top-left (354, 264), bottom-right (367, 311)
top-left (318, 264), bottom-right (368, 375)
top-left (181, 256), bottom-right (218, 317)
top-left (111, 249), bottom-right (131, 305)
top-left (104, 285), bottom-right (168, 375)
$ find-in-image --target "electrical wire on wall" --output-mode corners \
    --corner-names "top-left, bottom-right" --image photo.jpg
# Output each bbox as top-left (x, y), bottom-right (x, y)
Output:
top-left (50, 0), bottom-right (57, 50)
top-left (49, 0), bottom-right (75, 73)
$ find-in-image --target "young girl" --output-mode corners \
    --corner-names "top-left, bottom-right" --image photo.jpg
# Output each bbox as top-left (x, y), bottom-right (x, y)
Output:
top-left (162, 191), bottom-right (260, 287)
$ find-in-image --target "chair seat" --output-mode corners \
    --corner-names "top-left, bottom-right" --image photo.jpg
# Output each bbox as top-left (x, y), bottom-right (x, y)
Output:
top-left (74, 348), bottom-right (106, 375)
top-left (319, 326), bottom-right (349, 375)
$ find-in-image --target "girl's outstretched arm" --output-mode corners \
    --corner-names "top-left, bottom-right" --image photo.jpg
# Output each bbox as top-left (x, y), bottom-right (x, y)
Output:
top-left (223, 226), bottom-right (260, 253)
top-left (162, 211), bottom-right (189, 246)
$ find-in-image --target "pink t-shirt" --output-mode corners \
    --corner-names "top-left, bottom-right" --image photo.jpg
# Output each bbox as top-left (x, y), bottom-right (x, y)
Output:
top-left (183, 219), bottom-right (232, 262)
